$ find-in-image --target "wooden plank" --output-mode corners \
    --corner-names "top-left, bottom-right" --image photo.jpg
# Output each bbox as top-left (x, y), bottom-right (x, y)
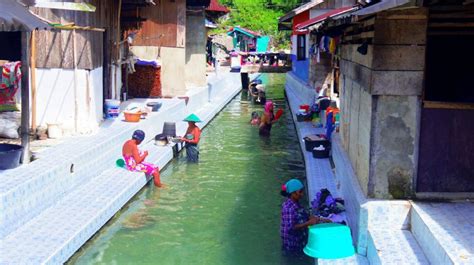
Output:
top-left (31, 30), bottom-right (37, 132)
top-left (423, 101), bottom-right (474, 110)
top-left (429, 22), bottom-right (474, 27)
top-left (176, 0), bottom-right (186, 48)
top-left (31, 0), bottom-right (107, 70)
top-left (417, 108), bottom-right (474, 192)
top-left (60, 30), bottom-right (74, 68)
top-left (132, 1), bottom-right (178, 47)
top-left (428, 31), bottom-right (474, 35)
top-left (361, 31), bottom-right (374, 38)
top-left (76, 30), bottom-right (94, 70)
top-left (35, 30), bottom-right (62, 68)
top-left (430, 13), bottom-right (474, 18)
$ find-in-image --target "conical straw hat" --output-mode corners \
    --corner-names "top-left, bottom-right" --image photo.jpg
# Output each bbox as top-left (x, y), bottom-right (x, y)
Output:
top-left (183, 113), bottom-right (202, 123)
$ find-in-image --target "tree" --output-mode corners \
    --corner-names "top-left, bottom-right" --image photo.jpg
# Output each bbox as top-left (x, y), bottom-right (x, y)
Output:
top-left (212, 0), bottom-right (304, 49)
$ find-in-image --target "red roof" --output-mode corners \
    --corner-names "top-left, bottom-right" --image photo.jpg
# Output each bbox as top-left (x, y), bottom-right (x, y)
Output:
top-left (296, 6), bottom-right (356, 30)
top-left (206, 0), bottom-right (230, 13)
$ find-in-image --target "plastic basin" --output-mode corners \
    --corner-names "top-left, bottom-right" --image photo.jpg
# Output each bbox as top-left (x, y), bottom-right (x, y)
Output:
top-left (124, 112), bottom-right (141, 122)
top-left (0, 144), bottom-right (23, 170)
top-left (304, 223), bottom-right (355, 259)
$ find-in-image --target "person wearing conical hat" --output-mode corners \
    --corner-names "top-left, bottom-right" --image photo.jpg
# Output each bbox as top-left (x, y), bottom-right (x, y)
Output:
top-left (180, 113), bottom-right (202, 162)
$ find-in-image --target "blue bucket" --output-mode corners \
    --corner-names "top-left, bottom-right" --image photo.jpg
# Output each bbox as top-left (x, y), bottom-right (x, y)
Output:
top-left (0, 144), bottom-right (23, 170)
top-left (105, 99), bottom-right (120, 119)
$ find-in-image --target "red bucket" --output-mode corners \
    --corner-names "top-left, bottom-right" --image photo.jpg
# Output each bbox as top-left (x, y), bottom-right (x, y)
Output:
top-left (299, 104), bottom-right (310, 113)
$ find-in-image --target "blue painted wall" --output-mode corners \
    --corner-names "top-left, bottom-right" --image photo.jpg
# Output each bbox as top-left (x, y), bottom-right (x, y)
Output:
top-left (257, 36), bottom-right (270, 53)
top-left (291, 54), bottom-right (309, 83)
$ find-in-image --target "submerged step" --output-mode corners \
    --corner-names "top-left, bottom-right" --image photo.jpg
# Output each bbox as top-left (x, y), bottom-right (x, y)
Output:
top-left (319, 254), bottom-right (369, 265)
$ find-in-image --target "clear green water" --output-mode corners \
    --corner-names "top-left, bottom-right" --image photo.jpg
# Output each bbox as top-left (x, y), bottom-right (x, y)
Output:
top-left (69, 74), bottom-right (312, 265)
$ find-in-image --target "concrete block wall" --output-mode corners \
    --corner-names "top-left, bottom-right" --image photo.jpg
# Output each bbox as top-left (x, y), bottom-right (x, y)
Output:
top-left (339, 8), bottom-right (427, 199)
top-left (161, 47), bottom-right (187, 96)
top-left (185, 13), bottom-right (207, 88)
top-left (339, 75), bottom-right (372, 196)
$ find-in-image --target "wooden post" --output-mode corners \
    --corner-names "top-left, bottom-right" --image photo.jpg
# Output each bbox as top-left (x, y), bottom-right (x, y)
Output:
top-left (114, 0), bottom-right (122, 100)
top-left (31, 30), bottom-right (37, 134)
top-left (20, 32), bottom-right (31, 164)
top-left (72, 29), bottom-right (78, 133)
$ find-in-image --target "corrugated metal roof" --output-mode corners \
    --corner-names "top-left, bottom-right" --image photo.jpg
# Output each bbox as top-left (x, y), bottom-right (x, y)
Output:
top-left (206, 0), bottom-right (229, 13)
top-left (353, 0), bottom-right (410, 15)
top-left (296, 6), bottom-right (357, 30)
top-left (0, 0), bottom-right (50, 31)
top-left (278, 0), bottom-right (324, 23)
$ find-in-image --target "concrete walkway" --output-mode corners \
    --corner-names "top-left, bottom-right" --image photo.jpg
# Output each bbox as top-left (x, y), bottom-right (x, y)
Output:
top-left (285, 81), bottom-right (369, 265)
top-left (0, 71), bottom-right (257, 264)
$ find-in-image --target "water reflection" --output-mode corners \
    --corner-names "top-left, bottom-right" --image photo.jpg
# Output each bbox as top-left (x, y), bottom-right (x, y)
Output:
top-left (69, 74), bottom-right (311, 265)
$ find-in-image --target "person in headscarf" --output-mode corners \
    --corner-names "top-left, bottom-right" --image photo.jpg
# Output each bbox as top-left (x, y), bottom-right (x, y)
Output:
top-left (280, 179), bottom-right (329, 256)
top-left (122, 130), bottom-right (163, 187)
top-left (180, 113), bottom-right (202, 162)
top-left (259, 100), bottom-right (277, 136)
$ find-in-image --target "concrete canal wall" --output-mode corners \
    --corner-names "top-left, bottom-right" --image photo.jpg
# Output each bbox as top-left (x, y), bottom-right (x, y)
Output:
top-left (0, 72), bottom-right (257, 264)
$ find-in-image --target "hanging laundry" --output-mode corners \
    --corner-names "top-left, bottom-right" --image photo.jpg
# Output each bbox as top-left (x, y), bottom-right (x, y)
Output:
top-left (1, 61), bottom-right (21, 90)
top-left (309, 43), bottom-right (316, 55)
top-left (333, 36), bottom-right (340, 54)
top-left (324, 37), bottom-right (331, 53)
top-left (319, 36), bottom-right (326, 52)
top-left (316, 46), bottom-right (320, 63)
top-left (0, 61), bottom-right (22, 111)
top-left (329, 38), bottom-right (336, 54)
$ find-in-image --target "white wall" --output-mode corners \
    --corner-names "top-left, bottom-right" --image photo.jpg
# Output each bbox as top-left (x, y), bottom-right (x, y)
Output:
top-left (35, 67), bottom-right (103, 134)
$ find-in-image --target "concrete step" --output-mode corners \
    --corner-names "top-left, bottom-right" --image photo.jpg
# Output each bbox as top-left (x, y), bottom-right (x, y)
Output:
top-left (411, 202), bottom-right (474, 265)
top-left (367, 229), bottom-right (429, 265)
top-left (0, 141), bottom-right (174, 264)
top-left (319, 254), bottom-right (369, 265)
top-left (0, 99), bottom-right (186, 239)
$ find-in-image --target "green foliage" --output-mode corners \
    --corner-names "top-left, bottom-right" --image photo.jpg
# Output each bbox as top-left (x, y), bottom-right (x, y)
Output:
top-left (212, 0), bottom-right (305, 50)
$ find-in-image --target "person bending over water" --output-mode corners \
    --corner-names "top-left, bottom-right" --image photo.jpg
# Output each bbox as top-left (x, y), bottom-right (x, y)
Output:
top-left (122, 130), bottom-right (163, 187)
top-left (180, 113), bottom-right (202, 163)
top-left (259, 101), bottom-right (278, 136)
top-left (280, 179), bottom-right (330, 256)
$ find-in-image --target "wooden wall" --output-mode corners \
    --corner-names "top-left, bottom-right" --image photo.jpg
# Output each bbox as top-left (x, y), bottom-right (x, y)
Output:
top-left (417, 108), bottom-right (474, 192)
top-left (31, 0), bottom-right (119, 70)
top-left (128, 0), bottom-right (186, 48)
